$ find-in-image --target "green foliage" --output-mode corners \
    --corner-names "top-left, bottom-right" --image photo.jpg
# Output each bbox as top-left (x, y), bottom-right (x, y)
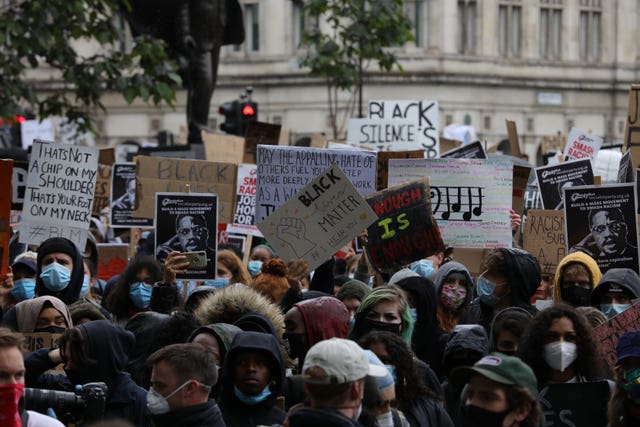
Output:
top-left (0, 0), bottom-right (181, 135)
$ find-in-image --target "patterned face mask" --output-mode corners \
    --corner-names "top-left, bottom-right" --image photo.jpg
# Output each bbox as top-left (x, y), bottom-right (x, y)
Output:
top-left (440, 284), bottom-right (467, 309)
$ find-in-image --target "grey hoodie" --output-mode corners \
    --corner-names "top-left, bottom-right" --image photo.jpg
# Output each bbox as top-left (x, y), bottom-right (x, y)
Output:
top-left (431, 261), bottom-right (474, 306)
top-left (591, 268), bottom-right (640, 305)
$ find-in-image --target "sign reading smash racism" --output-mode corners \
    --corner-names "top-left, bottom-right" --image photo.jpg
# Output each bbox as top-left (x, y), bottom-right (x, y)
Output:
top-left (365, 179), bottom-right (444, 272)
top-left (563, 127), bottom-right (603, 162)
top-left (227, 164), bottom-right (262, 237)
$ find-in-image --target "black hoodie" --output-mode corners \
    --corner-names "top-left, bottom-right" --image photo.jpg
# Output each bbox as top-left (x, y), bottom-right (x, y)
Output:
top-left (220, 331), bottom-right (286, 427)
top-left (591, 268), bottom-right (640, 305)
top-left (35, 237), bottom-right (85, 305)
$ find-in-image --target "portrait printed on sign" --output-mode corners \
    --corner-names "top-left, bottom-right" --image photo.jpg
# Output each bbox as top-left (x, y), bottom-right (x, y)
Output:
top-left (535, 158), bottom-right (594, 210)
top-left (565, 183), bottom-right (639, 273)
top-left (110, 163), bottom-right (153, 228)
top-left (155, 193), bottom-right (218, 280)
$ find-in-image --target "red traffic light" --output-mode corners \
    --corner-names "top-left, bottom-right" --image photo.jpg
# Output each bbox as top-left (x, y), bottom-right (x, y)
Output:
top-left (13, 115), bottom-right (26, 123)
top-left (242, 105), bottom-right (255, 116)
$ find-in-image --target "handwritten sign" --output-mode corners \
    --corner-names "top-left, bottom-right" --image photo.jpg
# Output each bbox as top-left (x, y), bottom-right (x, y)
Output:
top-left (593, 302), bottom-right (640, 371)
top-left (623, 84), bottom-right (640, 168)
top-left (134, 156), bottom-right (236, 224)
top-left (376, 150), bottom-right (424, 191)
top-left (440, 141), bottom-right (487, 159)
top-left (539, 381), bottom-right (609, 427)
top-left (0, 159), bottom-right (12, 276)
top-left (523, 210), bottom-right (566, 276)
top-left (20, 140), bottom-right (98, 248)
top-left (110, 163), bottom-right (153, 227)
top-left (227, 164), bottom-right (262, 237)
top-left (96, 243), bottom-right (129, 281)
top-left (535, 159), bottom-right (594, 210)
top-left (22, 333), bottom-right (62, 353)
top-left (92, 164), bottom-right (111, 216)
top-left (258, 164), bottom-right (376, 271)
top-left (10, 161), bottom-right (28, 211)
top-left (388, 158), bottom-right (513, 248)
top-left (365, 179), bottom-right (444, 272)
top-left (255, 146), bottom-right (376, 223)
top-left (563, 127), bottom-right (603, 162)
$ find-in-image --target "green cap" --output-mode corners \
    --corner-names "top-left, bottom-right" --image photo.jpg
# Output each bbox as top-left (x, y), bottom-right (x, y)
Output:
top-left (451, 352), bottom-right (538, 396)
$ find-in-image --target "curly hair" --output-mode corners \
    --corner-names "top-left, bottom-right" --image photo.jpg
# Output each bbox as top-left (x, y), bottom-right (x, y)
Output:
top-left (217, 249), bottom-right (251, 285)
top-left (359, 331), bottom-right (438, 415)
top-left (518, 303), bottom-right (604, 385)
top-left (104, 255), bottom-right (163, 318)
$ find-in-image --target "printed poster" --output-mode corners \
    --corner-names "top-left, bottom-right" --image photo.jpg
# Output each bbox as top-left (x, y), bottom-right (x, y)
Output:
top-left (563, 127), bottom-right (603, 162)
top-left (440, 140), bottom-right (487, 159)
top-left (226, 164), bottom-right (262, 237)
top-left (535, 158), bottom-right (594, 210)
top-left (110, 163), bottom-right (153, 228)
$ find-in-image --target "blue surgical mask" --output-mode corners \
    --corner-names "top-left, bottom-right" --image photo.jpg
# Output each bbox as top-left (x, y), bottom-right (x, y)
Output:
top-left (129, 282), bottom-right (152, 308)
top-left (409, 308), bottom-right (418, 323)
top-left (384, 364), bottom-right (397, 382)
top-left (601, 303), bottom-right (631, 319)
top-left (234, 385), bottom-right (271, 405)
top-left (411, 259), bottom-right (435, 279)
top-left (247, 261), bottom-right (263, 278)
top-left (204, 277), bottom-right (230, 288)
top-left (39, 263), bottom-right (71, 292)
top-left (80, 275), bottom-right (90, 299)
top-left (11, 278), bottom-right (36, 301)
top-left (476, 277), bottom-right (499, 307)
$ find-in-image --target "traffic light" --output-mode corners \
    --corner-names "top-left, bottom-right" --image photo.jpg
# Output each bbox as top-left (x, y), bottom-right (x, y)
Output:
top-left (239, 101), bottom-right (258, 135)
top-left (218, 100), bottom-right (241, 136)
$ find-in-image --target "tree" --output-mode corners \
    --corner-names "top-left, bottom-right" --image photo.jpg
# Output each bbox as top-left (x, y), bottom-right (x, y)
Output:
top-left (0, 0), bottom-right (181, 136)
top-left (298, 0), bottom-right (413, 139)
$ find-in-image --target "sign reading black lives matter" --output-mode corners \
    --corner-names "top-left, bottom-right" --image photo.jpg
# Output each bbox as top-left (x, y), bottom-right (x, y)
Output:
top-left (110, 163), bottom-right (153, 228)
top-left (20, 140), bottom-right (98, 248)
top-left (535, 158), bottom-right (594, 210)
top-left (154, 193), bottom-right (218, 280)
top-left (564, 183), bottom-right (639, 273)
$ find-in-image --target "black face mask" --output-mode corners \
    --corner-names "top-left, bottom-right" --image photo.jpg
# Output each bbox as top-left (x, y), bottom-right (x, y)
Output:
top-left (283, 332), bottom-right (307, 362)
top-left (33, 326), bottom-right (66, 334)
top-left (561, 286), bottom-right (591, 307)
top-left (462, 404), bottom-right (510, 427)
top-left (361, 318), bottom-right (402, 336)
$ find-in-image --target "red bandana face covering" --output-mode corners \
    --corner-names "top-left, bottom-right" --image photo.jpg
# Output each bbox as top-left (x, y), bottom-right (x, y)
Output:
top-left (0, 382), bottom-right (25, 427)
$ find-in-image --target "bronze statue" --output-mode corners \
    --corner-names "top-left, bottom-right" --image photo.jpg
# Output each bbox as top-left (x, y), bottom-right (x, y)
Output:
top-left (124, 0), bottom-right (245, 144)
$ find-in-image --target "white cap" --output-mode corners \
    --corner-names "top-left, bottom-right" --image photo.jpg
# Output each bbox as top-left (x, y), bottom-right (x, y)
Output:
top-left (302, 338), bottom-right (389, 384)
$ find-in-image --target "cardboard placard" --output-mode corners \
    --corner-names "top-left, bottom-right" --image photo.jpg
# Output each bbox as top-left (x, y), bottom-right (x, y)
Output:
top-left (522, 210), bottom-right (566, 276)
top-left (20, 140), bottom-right (99, 248)
top-left (618, 150), bottom-right (634, 184)
top-left (563, 127), bottom-right (603, 162)
top-left (512, 165), bottom-right (532, 216)
top-left (593, 302), bottom-right (640, 371)
top-left (347, 118), bottom-right (428, 153)
top-left (10, 161), bottom-right (28, 211)
top-left (110, 163), bottom-right (153, 228)
top-left (96, 243), bottom-right (129, 281)
top-left (255, 146), bottom-right (377, 223)
top-left (565, 183), bottom-right (639, 273)
top-left (92, 164), bottom-right (112, 216)
top-left (539, 381), bottom-right (609, 427)
top-left (227, 164), bottom-right (262, 237)
top-left (134, 156), bottom-right (236, 224)
top-left (450, 248), bottom-right (489, 277)
top-left (376, 150), bottom-right (424, 191)
top-left (98, 148), bottom-right (116, 165)
top-left (155, 192), bottom-right (218, 280)
top-left (0, 159), bottom-right (12, 276)
top-left (440, 140), bottom-right (487, 159)
top-left (535, 159), bottom-right (595, 210)
top-left (244, 121), bottom-right (281, 164)
top-left (22, 333), bottom-right (62, 353)
top-left (258, 164), bottom-right (376, 271)
top-left (310, 133), bottom-right (328, 148)
top-left (439, 137), bottom-right (462, 154)
top-left (140, 145), bottom-right (205, 160)
top-left (623, 84), bottom-right (640, 168)
top-left (505, 120), bottom-right (522, 157)
top-left (202, 132), bottom-right (245, 164)
top-left (540, 134), bottom-right (566, 154)
top-left (365, 178), bottom-right (444, 272)
top-left (388, 158), bottom-right (514, 249)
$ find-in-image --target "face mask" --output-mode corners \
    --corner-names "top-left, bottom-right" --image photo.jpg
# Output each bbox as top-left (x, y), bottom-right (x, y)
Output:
top-left (543, 341), bottom-right (578, 372)
top-left (234, 385), bottom-right (271, 405)
top-left (476, 277), bottom-right (498, 307)
top-left (147, 380), bottom-right (192, 415)
top-left (283, 332), bottom-right (307, 361)
top-left (0, 382), bottom-right (24, 427)
top-left (441, 284), bottom-right (467, 309)
top-left (409, 308), bottom-right (417, 323)
top-left (376, 411), bottom-right (394, 427)
top-left (11, 278), bottom-right (36, 301)
top-left (561, 286), bottom-right (591, 307)
top-left (39, 263), bottom-right (71, 292)
top-left (34, 325), bottom-right (66, 334)
top-left (411, 259), bottom-right (435, 279)
top-left (204, 277), bottom-right (230, 288)
top-left (129, 282), bottom-right (152, 309)
top-left (362, 318), bottom-right (402, 336)
top-left (384, 364), bottom-right (397, 382)
top-left (601, 303), bottom-right (631, 319)
top-left (80, 275), bottom-right (91, 299)
top-left (462, 404), bottom-right (509, 427)
top-left (247, 260), bottom-right (263, 278)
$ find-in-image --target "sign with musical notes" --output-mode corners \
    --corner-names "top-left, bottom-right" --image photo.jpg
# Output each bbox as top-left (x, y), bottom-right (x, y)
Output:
top-left (388, 158), bottom-right (513, 248)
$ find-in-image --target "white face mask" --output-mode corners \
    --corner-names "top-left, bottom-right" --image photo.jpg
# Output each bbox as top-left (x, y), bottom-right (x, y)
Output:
top-left (146, 380), bottom-right (191, 415)
top-left (543, 341), bottom-right (578, 372)
top-left (376, 411), bottom-right (394, 427)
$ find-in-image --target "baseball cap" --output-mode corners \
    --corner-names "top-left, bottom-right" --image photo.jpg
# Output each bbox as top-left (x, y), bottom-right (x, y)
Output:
top-left (12, 257), bottom-right (37, 273)
top-left (303, 338), bottom-right (388, 385)
top-left (451, 352), bottom-right (538, 396)
top-left (616, 330), bottom-right (640, 365)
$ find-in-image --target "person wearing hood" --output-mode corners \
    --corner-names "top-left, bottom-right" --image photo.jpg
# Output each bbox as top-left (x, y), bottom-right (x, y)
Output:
top-left (489, 307), bottom-right (534, 356)
top-left (431, 261), bottom-right (474, 333)
top-left (35, 237), bottom-right (85, 305)
top-left (336, 280), bottom-right (371, 318)
top-left (24, 320), bottom-right (150, 425)
top-left (552, 251), bottom-right (602, 307)
top-left (219, 331), bottom-right (286, 427)
top-left (10, 296), bottom-right (72, 333)
top-left (591, 268), bottom-right (640, 319)
top-left (459, 248), bottom-right (540, 332)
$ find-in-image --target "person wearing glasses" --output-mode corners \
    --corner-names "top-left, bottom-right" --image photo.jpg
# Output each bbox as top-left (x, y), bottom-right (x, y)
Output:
top-left (156, 214), bottom-right (215, 265)
top-left (570, 208), bottom-right (637, 259)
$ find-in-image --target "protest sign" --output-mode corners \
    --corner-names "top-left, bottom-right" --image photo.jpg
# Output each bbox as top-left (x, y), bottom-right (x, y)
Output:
top-left (244, 121), bottom-right (281, 164)
top-left (255, 146), bottom-right (377, 222)
top-left (22, 333), bottom-right (62, 353)
top-left (96, 243), bottom-right (129, 281)
top-left (365, 178), bottom-right (444, 272)
top-left (522, 210), bottom-right (566, 276)
top-left (388, 158), bottom-right (513, 248)
top-left (98, 148), bottom-right (115, 165)
top-left (227, 164), bottom-right (262, 237)
top-left (450, 248), bottom-right (489, 277)
top-left (110, 163), bottom-right (153, 228)
top-left (92, 164), bottom-right (111, 216)
top-left (20, 140), bottom-right (98, 248)
top-left (346, 118), bottom-right (424, 152)
top-left (202, 132), bottom-right (245, 164)
top-left (563, 127), bottom-right (603, 162)
top-left (535, 158), bottom-right (594, 210)
top-left (139, 145), bottom-right (205, 160)
top-left (593, 302), bottom-right (640, 371)
top-left (618, 150), bottom-right (634, 183)
top-left (0, 159), bottom-right (12, 276)
top-left (368, 100), bottom-right (439, 158)
top-left (512, 165), bottom-right (532, 217)
top-left (376, 150), bottom-right (424, 191)
top-left (505, 120), bottom-right (522, 157)
top-left (439, 137), bottom-right (462, 154)
top-left (564, 183), bottom-right (639, 273)
top-left (134, 156), bottom-right (236, 224)
top-left (258, 163), bottom-right (376, 271)
top-left (440, 141), bottom-right (487, 159)
top-left (155, 192), bottom-right (218, 280)
top-left (10, 211), bottom-right (21, 228)
top-left (10, 161), bottom-right (28, 211)
top-left (20, 119), bottom-right (54, 149)
top-left (539, 381), bottom-right (609, 427)
top-left (623, 84), bottom-right (640, 168)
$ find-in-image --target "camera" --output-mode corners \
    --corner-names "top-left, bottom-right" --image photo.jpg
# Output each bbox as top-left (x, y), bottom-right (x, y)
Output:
top-left (24, 382), bottom-right (108, 425)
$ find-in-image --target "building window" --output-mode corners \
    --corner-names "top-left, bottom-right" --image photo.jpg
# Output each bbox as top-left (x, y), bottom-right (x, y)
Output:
top-left (292, 0), bottom-right (318, 50)
top-left (245, 3), bottom-right (260, 52)
top-left (406, 0), bottom-right (426, 47)
top-left (457, 0), bottom-right (476, 54)
top-left (484, 116), bottom-right (491, 130)
top-left (540, 0), bottom-right (562, 59)
top-left (498, 0), bottom-right (521, 58)
top-left (579, 0), bottom-right (601, 61)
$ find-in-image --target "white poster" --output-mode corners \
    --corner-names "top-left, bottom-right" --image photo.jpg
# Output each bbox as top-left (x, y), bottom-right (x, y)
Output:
top-left (227, 164), bottom-right (262, 237)
top-left (563, 127), bottom-right (603, 162)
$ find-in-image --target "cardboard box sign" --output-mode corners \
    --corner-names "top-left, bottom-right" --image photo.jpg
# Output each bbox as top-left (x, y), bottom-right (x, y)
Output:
top-left (364, 178), bottom-right (444, 273)
top-left (97, 243), bottom-right (129, 281)
top-left (93, 164), bottom-right (112, 216)
top-left (202, 132), bottom-right (245, 164)
top-left (522, 210), bottom-right (565, 276)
